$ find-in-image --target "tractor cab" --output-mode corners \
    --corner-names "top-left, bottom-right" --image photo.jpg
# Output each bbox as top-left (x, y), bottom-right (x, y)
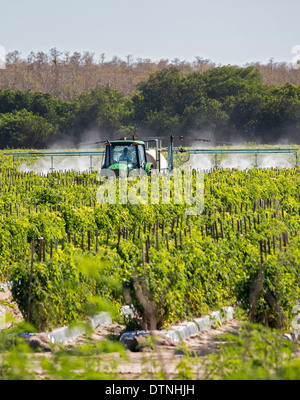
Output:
top-left (101, 140), bottom-right (152, 176)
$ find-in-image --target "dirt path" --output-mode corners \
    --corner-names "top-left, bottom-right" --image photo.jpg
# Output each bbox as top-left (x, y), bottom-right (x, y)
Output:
top-left (1, 287), bottom-right (241, 379)
top-left (66, 319), bottom-right (241, 379)
top-left (0, 288), bottom-right (23, 329)
top-left (119, 319), bottom-right (241, 379)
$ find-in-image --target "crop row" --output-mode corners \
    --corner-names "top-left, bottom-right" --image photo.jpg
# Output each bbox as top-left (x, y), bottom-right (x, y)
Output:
top-left (0, 155), bottom-right (300, 332)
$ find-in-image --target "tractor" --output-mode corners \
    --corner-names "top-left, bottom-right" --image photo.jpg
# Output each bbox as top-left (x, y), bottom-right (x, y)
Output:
top-left (101, 139), bottom-right (153, 176)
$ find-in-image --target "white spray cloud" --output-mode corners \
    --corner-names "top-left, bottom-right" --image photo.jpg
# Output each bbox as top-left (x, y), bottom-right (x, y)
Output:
top-left (182, 154), bottom-right (212, 171)
top-left (18, 128), bottom-right (107, 174)
top-left (18, 155), bottom-right (105, 174)
top-left (16, 126), bottom-right (297, 174)
top-left (180, 149), bottom-right (296, 171)
top-left (259, 153), bottom-right (293, 169)
top-left (220, 154), bottom-right (253, 170)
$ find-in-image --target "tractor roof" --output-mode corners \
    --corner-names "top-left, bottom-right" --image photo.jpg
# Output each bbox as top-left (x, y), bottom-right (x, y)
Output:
top-left (108, 140), bottom-right (145, 145)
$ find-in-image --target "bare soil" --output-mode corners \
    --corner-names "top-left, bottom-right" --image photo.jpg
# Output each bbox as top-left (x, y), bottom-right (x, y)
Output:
top-left (0, 288), bottom-right (241, 379)
top-left (0, 288), bottom-right (23, 329)
top-left (66, 319), bottom-right (241, 379)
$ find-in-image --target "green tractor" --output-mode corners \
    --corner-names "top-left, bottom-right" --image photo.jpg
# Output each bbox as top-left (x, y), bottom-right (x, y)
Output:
top-left (101, 140), bottom-right (153, 176)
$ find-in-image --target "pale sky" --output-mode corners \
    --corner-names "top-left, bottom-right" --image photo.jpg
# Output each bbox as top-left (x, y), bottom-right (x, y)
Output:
top-left (1, 0), bottom-right (300, 66)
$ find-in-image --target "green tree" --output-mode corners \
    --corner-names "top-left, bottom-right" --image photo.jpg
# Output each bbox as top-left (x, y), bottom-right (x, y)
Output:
top-left (75, 87), bottom-right (128, 134)
top-left (132, 67), bottom-right (184, 133)
top-left (0, 109), bottom-right (55, 148)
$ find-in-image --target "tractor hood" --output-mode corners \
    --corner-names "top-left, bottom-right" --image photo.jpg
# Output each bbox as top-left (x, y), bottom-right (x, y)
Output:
top-left (108, 163), bottom-right (129, 171)
top-left (108, 163), bottom-right (133, 176)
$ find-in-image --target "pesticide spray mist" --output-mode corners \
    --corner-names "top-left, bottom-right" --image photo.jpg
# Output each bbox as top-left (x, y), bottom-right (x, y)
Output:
top-left (182, 154), bottom-right (212, 171)
top-left (17, 129), bottom-right (107, 174)
top-left (17, 128), bottom-right (296, 174)
top-left (18, 155), bottom-right (105, 174)
top-left (181, 150), bottom-right (295, 171)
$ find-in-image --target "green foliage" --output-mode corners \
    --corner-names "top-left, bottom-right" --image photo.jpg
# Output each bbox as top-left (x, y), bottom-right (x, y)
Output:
top-left (10, 252), bottom-right (90, 330)
top-left (0, 326), bottom-right (126, 380)
top-left (1, 152), bottom-right (300, 379)
top-left (131, 65), bottom-right (300, 141)
top-left (1, 65), bottom-right (300, 148)
top-left (0, 332), bottom-right (35, 380)
top-left (204, 323), bottom-right (296, 380)
top-left (0, 156), bottom-right (300, 334)
top-left (0, 109), bottom-right (55, 148)
top-left (76, 87), bottom-right (130, 133)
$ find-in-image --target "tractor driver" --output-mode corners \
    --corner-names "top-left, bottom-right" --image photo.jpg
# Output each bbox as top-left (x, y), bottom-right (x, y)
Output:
top-left (119, 147), bottom-right (133, 163)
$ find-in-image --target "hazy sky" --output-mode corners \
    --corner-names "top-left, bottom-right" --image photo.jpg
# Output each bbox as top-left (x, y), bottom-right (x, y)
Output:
top-left (1, 0), bottom-right (300, 66)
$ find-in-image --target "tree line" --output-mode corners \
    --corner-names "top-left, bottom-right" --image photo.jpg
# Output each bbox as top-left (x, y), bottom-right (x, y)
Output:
top-left (1, 64), bottom-right (300, 148)
top-left (1, 49), bottom-right (300, 99)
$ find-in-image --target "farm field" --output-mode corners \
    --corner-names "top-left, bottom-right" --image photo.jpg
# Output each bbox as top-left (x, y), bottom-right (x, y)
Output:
top-left (1, 149), bottom-right (300, 380)
top-left (3, 0), bottom-right (300, 383)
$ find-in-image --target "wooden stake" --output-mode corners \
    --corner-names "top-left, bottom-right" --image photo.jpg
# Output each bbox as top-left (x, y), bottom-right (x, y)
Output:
top-left (273, 235), bottom-right (276, 254)
top-left (220, 221), bottom-right (224, 239)
top-left (259, 240), bottom-right (263, 264)
top-left (27, 240), bottom-right (34, 324)
top-left (95, 230), bottom-right (99, 252)
top-left (132, 222), bottom-right (136, 243)
top-left (170, 217), bottom-right (175, 234)
top-left (165, 233), bottom-right (169, 252)
top-left (38, 237), bottom-right (43, 262)
top-left (50, 238), bottom-right (53, 258)
top-left (106, 228), bottom-right (110, 246)
top-left (142, 245), bottom-right (145, 266)
top-left (146, 241), bottom-right (149, 263)
top-left (42, 240), bottom-right (46, 261)
top-left (215, 221), bottom-right (219, 240)
top-left (117, 226), bottom-right (121, 250)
